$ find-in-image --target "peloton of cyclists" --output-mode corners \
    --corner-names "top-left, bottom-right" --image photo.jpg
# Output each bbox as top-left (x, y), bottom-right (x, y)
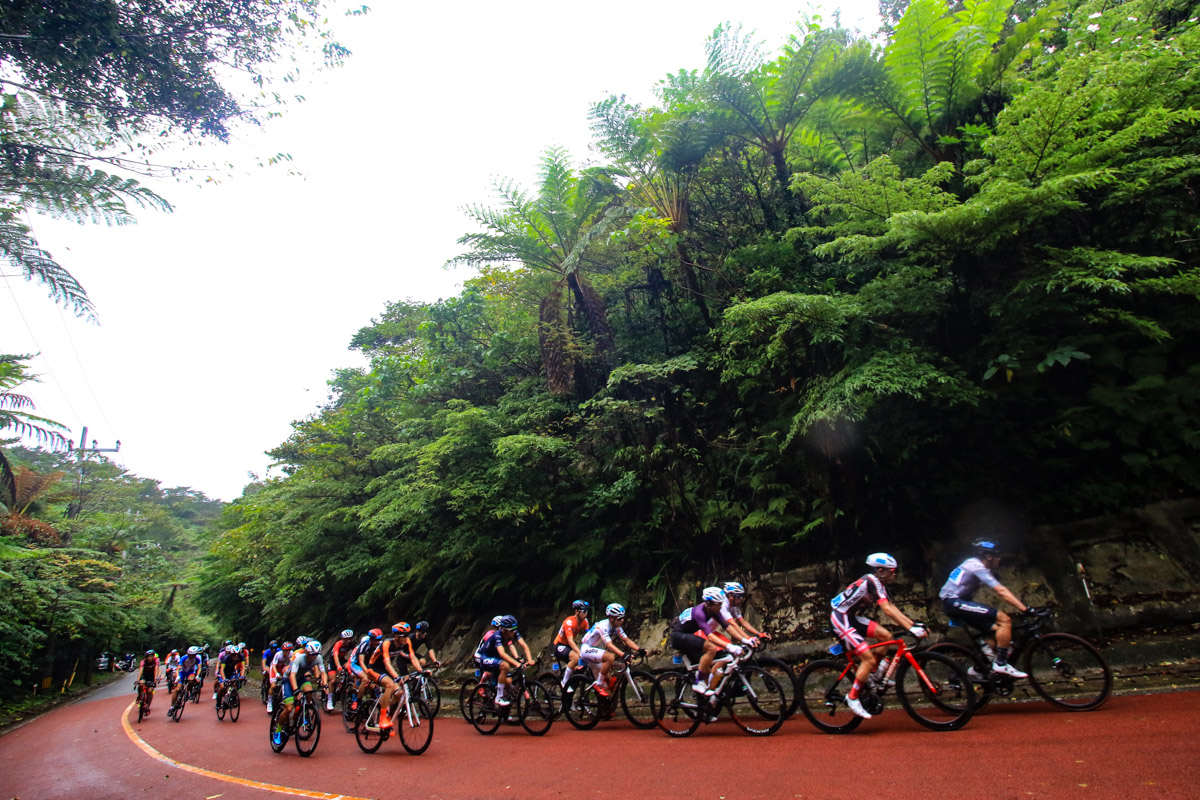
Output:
top-left (830, 553), bottom-right (928, 719)
top-left (940, 539), bottom-right (1030, 679)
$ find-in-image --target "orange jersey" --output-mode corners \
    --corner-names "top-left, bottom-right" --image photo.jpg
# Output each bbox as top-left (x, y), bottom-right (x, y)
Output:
top-left (554, 615), bottom-right (589, 646)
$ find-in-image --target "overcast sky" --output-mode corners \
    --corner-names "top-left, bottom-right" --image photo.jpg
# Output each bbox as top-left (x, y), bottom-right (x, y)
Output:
top-left (1, 1), bottom-right (877, 502)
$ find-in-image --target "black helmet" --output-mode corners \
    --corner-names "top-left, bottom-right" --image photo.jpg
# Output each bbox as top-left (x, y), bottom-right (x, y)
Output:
top-left (414, 621), bottom-right (429, 633)
top-left (269, 640), bottom-right (279, 648)
top-left (572, 599), bottom-right (590, 612)
top-left (973, 539), bottom-right (1000, 557)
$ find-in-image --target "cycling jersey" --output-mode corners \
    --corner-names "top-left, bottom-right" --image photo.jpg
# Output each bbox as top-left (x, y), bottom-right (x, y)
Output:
top-left (164, 655), bottom-right (180, 672)
top-left (674, 603), bottom-right (731, 637)
top-left (219, 651), bottom-right (245, 678)
top-left (830, 573), bottom-right (890, 614)
top-left (553, 615), bottom-right (589, 646)
top-left (329, 639), bottom-right (354, 670)
top-left (261, 645), bottom-right (279, 668)
top-left (939, 557), bottom-right (1002, 601)
top-left (719, 597), bottom-right (745, 621)
top-left (580, 619), bottom-right (625, 650)
top-left (288, 652), bottom-right (325, 680)
top-left (138, 656), bottom-right (158, 683)
top-left (178, 654), bottom-right (201, 678)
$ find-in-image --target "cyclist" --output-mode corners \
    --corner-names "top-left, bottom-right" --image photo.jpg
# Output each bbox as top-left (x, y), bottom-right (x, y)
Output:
top-left (135, 650), bottom-right (159, 715)
top-left (215, 644), bottom-right (246, 708)
top-left (669, 586), bottom-right (755, 696)
top-left (163, 649), bottom-right (180, 691)
top-left (830, 553), bottom-right (928, 719)
top-left (325, 629), bottom-right (356, 711)
top-left (273, 641), bottom-right (327, 745)
top-left (408, 621), bottom-right (439, 670)
top-left (266, 641), bottom-right (295, 713)
top-left (473, 615), bottom-right (530, 707)
top-left (939, 539), bottom-right (1030, 679)
top-left (348, 630), bottom-right (383, 711)
top-left (577, 603), bottom-right (645, 696)
top-left (169, 646), bottom-right (203, 717)
top-left (371, 622), bottom-right (417, 729)
top-left (553, 600), bottom-right (590, 691)
top-left (721, 581), bottom-right (772, 642)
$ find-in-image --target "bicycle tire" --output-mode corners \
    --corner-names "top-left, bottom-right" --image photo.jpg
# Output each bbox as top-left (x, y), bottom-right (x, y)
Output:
top-left (926, 642), bottom-right (993, 712)
top-left (294, 701), bottom-right (321, 757)
top-left (216, 690), bottom-right (226, 720)
top-left (796, 659), bottom-right (863, 734)
top-left (229, 691), bottom-right (241, 722)
top-left (354, 698), bottom-right (388, 753)
top-left (896, 650), bottom-right (975, 731)
top-left (397, 697), bottom-right (434, 754)
top-left (136, 686), bottom-right (146, 723)
top-left (459, 680), bottom-right (476, 722)
top-left (727, 665), bottom-right (787, 736)
top-left (342, 687), bottom-right (359, 732)
top-left (537, 671), bottom-right (566, 719)
top-left (620, 669), bottom-right (656, 729)
top-left (261, 677), bottom-right (268, 706)
top-left (173, 691), bottom-right (186, 723)
top-left (752, 656), bottom-right (800, 719)
top-left (1023, 632), bottom-right (1112, 711)
top-left (515, 679), bottom-right (554, 736)
top-left (648, 670), bottom-right (700, 737)
top-left (269, 706), bottom-right (287, 753)
top-left (421, 674), bottom-right (442, 717)
top-left (563, 675), bottom-right (601, 730)
top-left (468, 682), bottom-right (502, 735)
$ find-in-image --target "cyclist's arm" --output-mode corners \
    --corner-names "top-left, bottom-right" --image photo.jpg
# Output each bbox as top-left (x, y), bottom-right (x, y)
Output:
top-left (991, 583), bottom-right (1028, 612)
top-left (878, 599), bottom-right (918, 631)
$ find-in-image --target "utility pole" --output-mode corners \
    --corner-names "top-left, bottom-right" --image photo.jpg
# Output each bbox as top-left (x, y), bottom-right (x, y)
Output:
top-left (66, 426), bottom-right (120, 520)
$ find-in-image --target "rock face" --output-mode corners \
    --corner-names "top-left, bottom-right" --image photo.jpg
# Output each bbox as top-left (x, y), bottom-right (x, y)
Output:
top-left (432, 498), bottom-right (1200, 674)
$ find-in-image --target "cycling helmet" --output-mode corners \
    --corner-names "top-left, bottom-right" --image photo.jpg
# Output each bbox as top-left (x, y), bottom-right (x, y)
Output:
top-left (340, 628), bottom-right (354, 639)
top-left (238, 642), bottom-right (246, 650)
top-left (226, 645), bottom-right (238, 654)
top-left (973, 539), bottom-right (1000, 556)
top-left (490, 615), bottom-right (504, 627)
top-left (498, 615), bottom-right (519, 630)
top-left (187, 646), bottom-right (200, 655)
top-left (223, 639), bottom-right (233, 646)
top-left (866, 552), bottom-right (898, 570)
top-left (572, 599), bottom-right (590, 612)
top-left (606, 603), bottom-right (626, 618)
top-left (296, 635), bottom-right (311, 645)
top-left (282, 641), bottom-right (294, 651)
top-left (701, 586), bottom-right (726, 603)
top-left (145, 649), bottom-right (155, 656)
top-left (367, 628), bottom-right (383, 640)
top-left (269, 640), bottom-right (279, 648)
top-left (414, 621), bottom-right (429, 633)
top-left (392, 621), bottom-right (412, 635)
top-left (305, 641), bottom-right (321, 655)
top-left (169, 649), bottom-right (178, 655)
top-left (723, 581), bottom-right (746, 597)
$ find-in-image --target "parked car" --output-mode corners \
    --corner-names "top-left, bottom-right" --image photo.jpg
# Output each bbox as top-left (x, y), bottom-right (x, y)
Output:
top-left (96, 652), bottom-right (113, 671)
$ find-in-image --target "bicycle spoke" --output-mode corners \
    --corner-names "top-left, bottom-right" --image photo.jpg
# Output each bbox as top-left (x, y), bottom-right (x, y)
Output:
top-left (1024, 633), bottom-right (1112, 711)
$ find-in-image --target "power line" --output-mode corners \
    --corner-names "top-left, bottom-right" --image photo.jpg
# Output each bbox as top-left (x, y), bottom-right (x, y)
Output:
top-left (1, 274), bottom-right (86, 426)
top-left (55, 300), bottom-right (118, 436)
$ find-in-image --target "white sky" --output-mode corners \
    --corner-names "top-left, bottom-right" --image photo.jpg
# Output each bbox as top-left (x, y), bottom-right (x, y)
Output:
top-left (1, 1), bottom-right (878, 502)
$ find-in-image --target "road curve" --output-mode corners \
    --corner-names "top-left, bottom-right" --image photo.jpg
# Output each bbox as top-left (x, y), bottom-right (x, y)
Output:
top-left (2, 685), bottom-right (1198, 799)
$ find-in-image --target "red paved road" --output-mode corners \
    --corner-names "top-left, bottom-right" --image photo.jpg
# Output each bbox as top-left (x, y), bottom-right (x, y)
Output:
top-left (2, 687), bottom-right (1198, 799)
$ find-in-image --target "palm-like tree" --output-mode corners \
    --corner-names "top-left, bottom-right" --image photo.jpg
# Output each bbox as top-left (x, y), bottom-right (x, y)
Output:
top-left (452, 148), bottom-right (620, 395)
top-left (1, 354), bottom-right (69, 516)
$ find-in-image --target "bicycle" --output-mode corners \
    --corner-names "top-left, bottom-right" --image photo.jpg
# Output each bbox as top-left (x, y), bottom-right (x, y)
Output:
top-left (340, 675), bottom-right (361, 733)
top-left (465, 660), bottom-right (554, 736)
top-left (167, 678), bottom-right (197, 722)
top-left (796, 631), bottom-right (976, 733)
top-left (260, 671), bottom-right (271, 706)
top-left (928, 606), bottom-right (1112, 712)
top-left (269, 686), bottom-right (322, 757)
top-left (215, 677), bottom-right (242, 722)
top-left (354, 672), bottom-right (435, 755)
top-left (650, 643), bottom-right (788, 737)
top-left (409, 665), bottom-right (442, 717)
top-left (536, 653), bottom-right (574, 720)
top-left (745, 639), bottom-right (801, 719)
top-left (135, 679), bottom-right (155, 723)
top-left (562, 653), bottom-right (656, 730)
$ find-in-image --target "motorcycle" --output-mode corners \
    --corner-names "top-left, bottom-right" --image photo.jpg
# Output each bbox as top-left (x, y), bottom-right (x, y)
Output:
top-left (115, 653), bottom-right (138, 672)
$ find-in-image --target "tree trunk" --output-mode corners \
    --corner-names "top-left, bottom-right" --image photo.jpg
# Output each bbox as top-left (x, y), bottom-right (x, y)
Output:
top-left (675, 242), bottom-right (713, 329)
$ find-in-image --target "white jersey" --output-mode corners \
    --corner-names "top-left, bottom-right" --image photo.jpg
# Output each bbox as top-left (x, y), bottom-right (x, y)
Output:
top-left (580, 619), bottom-right (624, 650)
top-left (720, 597), bottom-right (745, 621)
top-left (939, 557), bottom-right (1002, 601)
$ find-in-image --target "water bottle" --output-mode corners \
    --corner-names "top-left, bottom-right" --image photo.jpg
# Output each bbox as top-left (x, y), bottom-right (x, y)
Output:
top-left (672, 654), bottom-right (683, 665)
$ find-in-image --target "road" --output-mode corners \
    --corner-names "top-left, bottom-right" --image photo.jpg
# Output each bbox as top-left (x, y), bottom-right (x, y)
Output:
top-left (2, 681), bottom-right (1197, 800)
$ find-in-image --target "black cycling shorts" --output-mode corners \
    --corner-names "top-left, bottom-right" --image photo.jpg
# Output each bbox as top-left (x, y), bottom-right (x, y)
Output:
top-left (942, 597), bottom-right (998, 631)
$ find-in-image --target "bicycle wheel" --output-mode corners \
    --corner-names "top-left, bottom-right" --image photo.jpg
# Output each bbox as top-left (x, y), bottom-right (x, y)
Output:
top-left (1024, 632), bottom-right (1112, 711)
top-left (136, 688), bottom-right (146, 723)
top-left (294, 702), bottom-right (321, 757)
top-left (727, 666), bottom-right (787, 736)
top-left (753, 656), bottom-right (800, 719)
top-left (342, 687), bottom-right (359, 732)
top-left (216, 692), bottom-right (226, 720)
top-left (261, 678), bottom-right (268, 706)
top-left (354, 699), bottom-right (388, 753)
top-left (269, 706), bottom-right (288, 753)
top-left (896, 650), bottom-right (975, 731)
top-left (459, 680), bottom-right (476, 722)
top-left (517, 679), bottom-right (554, 736)
top-left (537, 671), bottom-right (565, 719)
top-left (229, 691), bottom-right (241, 722)
top-left (420, 675), bottom-right (442, 717)
top-left (649, 671), bottom-right (700, 737)
top-left (173, 692), bottom-right (186, 723)
top-left (620, 669), bottom-right (656, 729)
top-left (468, 682), bottom-right (502, 735)
top-left (927, 642), bottom-right (993, 712)
top-left (563, 675), bottom-right (601, 730)
top-left (796, 659), bottom-right (863, 734)
top-left (397, 697), bottom-right (434, 755)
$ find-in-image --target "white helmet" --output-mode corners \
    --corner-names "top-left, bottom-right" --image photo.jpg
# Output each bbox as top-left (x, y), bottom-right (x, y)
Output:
top-left (225, 645), bottom-right (238, 654)
top-left (701, 586), bottom-right (726, 603)
top-left (866, 553), bottom-right (898, 570)
top-left (187, 646), bottom-right (200, 655)
top-left (606, 603), bottom-right (626, 618)
top-left (304, 640), bottom-right (321, 655)
top-left (723, 581), bottom-right (745, 596)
